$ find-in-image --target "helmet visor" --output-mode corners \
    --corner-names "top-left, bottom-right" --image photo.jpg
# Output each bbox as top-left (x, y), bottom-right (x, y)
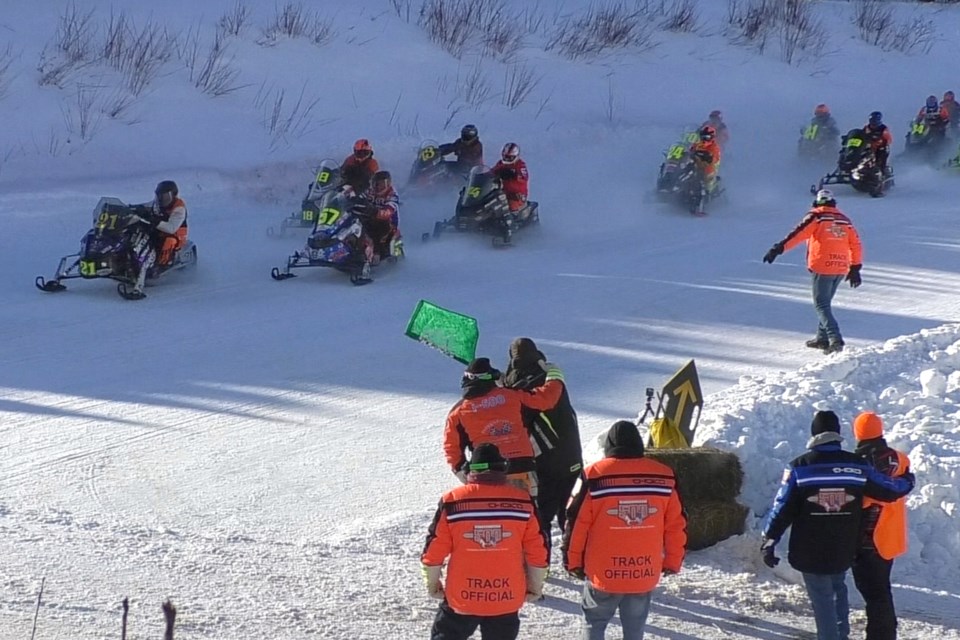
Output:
top-left (157, 191), bottom-right (174, 208)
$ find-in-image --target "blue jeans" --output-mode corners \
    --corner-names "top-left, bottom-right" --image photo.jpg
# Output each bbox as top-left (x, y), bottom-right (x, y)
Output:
top-left (582, 584), bottom-right (652, 640)
top-left (802, 572), bottom-right (850, 640)
top-left (812, 273), bottom-right (844, 343)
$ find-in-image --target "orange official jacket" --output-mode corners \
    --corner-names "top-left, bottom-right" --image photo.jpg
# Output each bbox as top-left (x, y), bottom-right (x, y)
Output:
top-left (443, 382), bottom-right (562, 473)
top-left (562, 456), bottom-right (686, 594)
top-left (863, 448), bottom-right (911, 559)
top-left (782, 206), bottom-right (863, 276)
top-left (421, 478), bottom-right (549, 616)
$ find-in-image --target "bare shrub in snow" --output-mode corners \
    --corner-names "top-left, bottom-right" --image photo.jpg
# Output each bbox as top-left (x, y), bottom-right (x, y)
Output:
top-left (389, 0), bottom-right (414, 22)
top-left (37, 2), bottom-right (97, 87)
top-left (725, 0), bottom-right (777, 53)
top-left (502, 62), bottom-right (541, 109)
top-left (457, 60), bottom-right (493, 106)
top-left (61, 83), bottom-right (103, 142)
top-left (417, 0), bottom-right (524, 61)
top-left (0, 45), bottom-right (16, 100)
top-left (259, 3), bottom-right (335, 47)
top-left (179, 27), bottom-right (243, 97)
top-left (657, 0), bottom-right (700, 33)
top-left (253, 81), bottom-right (322, 151)
top-left (100, 88), bottom-right (137, 121)
top-left (218, 1), bottom-right (251, 38)
top-left (854, 1), bottom-right (935, 55)
top-left (101, 11), bottom-right (174, 96)
top-left (545, 3), bottom-right (655, 60)
top-left (778, 0), bottom-right (826, 65)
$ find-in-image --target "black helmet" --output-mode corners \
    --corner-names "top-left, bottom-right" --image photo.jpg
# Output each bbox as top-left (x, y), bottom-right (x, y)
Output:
top-left (868, 111), bottom-right (883, 126)
top-left (372, 170), bottom-right (392, 193)
top-left (155, 180), bottom-right (178, 207)
top-left (460, 124), bottom-right (478, 142)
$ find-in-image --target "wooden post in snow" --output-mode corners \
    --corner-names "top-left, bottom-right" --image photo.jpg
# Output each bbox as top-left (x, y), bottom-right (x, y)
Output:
top-left (162, 599), bottom-right (176, 640)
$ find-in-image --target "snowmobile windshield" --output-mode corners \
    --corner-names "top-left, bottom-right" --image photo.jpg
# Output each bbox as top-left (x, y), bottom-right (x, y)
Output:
top-left (91, 197), bottom-right (145, 237)
top-left (417, 141), bottom-right (442, 166)
top-left (312, 159), bottom-right (341, 194)
top-left (460, 166), bottom-right (497, 207)
top-left (308, 189), bottom-right (356, 232)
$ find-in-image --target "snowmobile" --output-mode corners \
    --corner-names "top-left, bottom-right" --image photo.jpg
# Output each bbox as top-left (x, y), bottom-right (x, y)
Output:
top-left (813, 128), bottom-right (894, 198)
top-left (797, 121), bottom-right (839, 160)
top-left (270, 189), bottom-right (403, 286)
top-left (404, 141), bottom-right (468, 196)
top-left (657, 155), bottom-right (724, 216)
top-left (901, 119), bottom-right (949, 163)
top-left (267, 159), bottom-right (342, 236)
top-left (426, 165), bottom-right (538, 247)
top-left (35, 197), bottom-right (197, 300)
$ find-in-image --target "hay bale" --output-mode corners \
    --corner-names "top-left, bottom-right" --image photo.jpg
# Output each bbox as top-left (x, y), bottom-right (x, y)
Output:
top-left (646, 447), bottom-right (744, 502)
top-left (684, 500), bottom-right (749, 551)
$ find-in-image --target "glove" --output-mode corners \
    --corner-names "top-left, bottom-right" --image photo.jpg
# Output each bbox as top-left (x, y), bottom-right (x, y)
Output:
top-left (901, 471), bottom-right (916, 491)
top-left (421, 565), bottom-right (444, 599)
top-left (662, 568), bottom-right (678, 576)
top-left (498, 168), bottom-right (517, 180)
top-left (567, 567), bottom-right (586, 580)
top-left (845, 264), bottom-right (862, 288)
top-left (763, 242), bottom-right (785, 264)
top-left (543, 363), bottom-right (564, 383)
top-left (524, 565), bottom-right (547, 603)
top-left (760, 538), bottom-right (780, 568)
top-left (454, 465), bottom-right (468, 484)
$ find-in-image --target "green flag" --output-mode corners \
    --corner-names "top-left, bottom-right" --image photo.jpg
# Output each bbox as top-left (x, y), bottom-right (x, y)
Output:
top-left (405, 300), bottom-right (478, 364)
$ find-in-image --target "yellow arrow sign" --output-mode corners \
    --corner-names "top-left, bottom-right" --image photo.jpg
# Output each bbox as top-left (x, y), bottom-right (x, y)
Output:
top-left (671, 379), bottom-right (699, 427)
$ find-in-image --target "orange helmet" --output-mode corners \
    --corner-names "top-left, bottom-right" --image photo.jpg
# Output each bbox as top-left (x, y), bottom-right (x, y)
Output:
top-left (814, 103), bottom-right (830, 117)
top-left (699, 125), bottom-right (716, 141)
top-left (353, 138), bottom-right (373, 159)
top-left (501, 142), bottom-right (520, 164)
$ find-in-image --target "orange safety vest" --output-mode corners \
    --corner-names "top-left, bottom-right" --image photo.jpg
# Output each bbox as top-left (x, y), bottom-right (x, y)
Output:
top-left (863, 449), bottom-right (911, 559)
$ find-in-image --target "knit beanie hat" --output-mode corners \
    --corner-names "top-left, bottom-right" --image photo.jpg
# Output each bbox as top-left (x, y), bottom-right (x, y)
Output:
top-left (509, 337), bottom-right (544, 367)
top-left (461, 357), bottom-right (501, 387)
top-left (603, 420), bottom-right (645, 457)
top-left (469, 443), bottom-right (508, 472)
top-left (811, 410), bottom-right (841, 436)
top-left (853, 411), bottom-right (884, 440)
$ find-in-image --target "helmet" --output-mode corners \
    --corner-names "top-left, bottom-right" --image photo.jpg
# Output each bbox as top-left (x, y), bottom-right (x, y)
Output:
top-left (814, 103), bottom-right (830, 117)
top-left (813, 188), bottom-right (836, 207)
top-left (460, 124), bottom-right (478, 142)
top-left (709, 109), bottom-right (723, 121)
top-left (699, 125), bottom-right (716, 141)
top-left (371, 170), bottom-right (392, 195)
top-left (155, 180), bottom-right (178, 208)
top-left (353, 138), bottom-right (373, 159)
top-left (868, 111), bottom-right (883, 126)
top-left (926, 95), bottom-right (938, 109)
top-left (945, 91), bottom-right (956, 102)
top-left (500, 142), bottom-right (520, 164)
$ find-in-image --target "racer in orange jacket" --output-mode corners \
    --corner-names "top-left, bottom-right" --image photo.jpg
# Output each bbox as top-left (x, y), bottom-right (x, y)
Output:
top-left (851, 412), bottom-right (911, 640)
top-left (443, 357), bottom-right (563, 497)
top-left (491, 143), bottom-right (529, 212)
top-left (421, 443), bottom-right (549, 640)
top-left (702, 109), bottom-right (730, 147)
top-left (863, 111), bottom-right (893, 176)
top-left (690, 125), bottom-right (722, 192)
top-left (562, 421), bottom-right (686, 639)
top-left (763, 189), bottom-right (863, 354)
top-left (941, 91), bottom-right (959, 135)
top-left (340, 139), bottom-right (380, 191)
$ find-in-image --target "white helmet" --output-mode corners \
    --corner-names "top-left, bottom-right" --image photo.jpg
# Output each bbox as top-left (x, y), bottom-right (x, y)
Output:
top-left (814, 188), bottom-right (836, 206)
top-left (501, 142), bottom-right (520, 165)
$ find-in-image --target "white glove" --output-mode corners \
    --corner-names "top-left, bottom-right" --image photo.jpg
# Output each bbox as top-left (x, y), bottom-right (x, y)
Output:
top-left (525, 565), bottom-right (548, 602)
top-left (422, 565), bottom-right (444, 599)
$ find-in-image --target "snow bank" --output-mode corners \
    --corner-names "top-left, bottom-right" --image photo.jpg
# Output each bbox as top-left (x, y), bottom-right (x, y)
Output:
top-left (697, 323), bottom-right (960, 592)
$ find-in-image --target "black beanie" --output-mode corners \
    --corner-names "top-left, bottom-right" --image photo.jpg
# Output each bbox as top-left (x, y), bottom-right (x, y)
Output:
top-left (811, 410), bottom-right (841, 436)
top-left (462, 357), bottom-right (501, 388)
top-left (469, 443), bottom-right (508, 472)
top-left (603, 420), bottom-right (645, 458)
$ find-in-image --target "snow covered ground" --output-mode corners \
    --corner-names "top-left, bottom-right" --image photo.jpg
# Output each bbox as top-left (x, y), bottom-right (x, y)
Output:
top-left (1, 1), bottom-right (959, 638)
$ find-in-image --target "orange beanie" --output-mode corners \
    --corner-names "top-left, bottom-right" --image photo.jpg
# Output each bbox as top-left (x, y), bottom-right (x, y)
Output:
top-left (854, 411), bottom-right (884, 440)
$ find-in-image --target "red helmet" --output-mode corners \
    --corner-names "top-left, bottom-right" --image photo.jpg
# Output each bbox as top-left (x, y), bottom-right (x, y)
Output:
top-left (814, 103), bottom-right (830, 117)
top-left (501, 142), bottom-right (520, 164)
top-left (699, 125), bottom-right (716, 141)
top-left (709, 110), bottom-right (722, 121)
top-left (353, 138), bottom-right (373, 159)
